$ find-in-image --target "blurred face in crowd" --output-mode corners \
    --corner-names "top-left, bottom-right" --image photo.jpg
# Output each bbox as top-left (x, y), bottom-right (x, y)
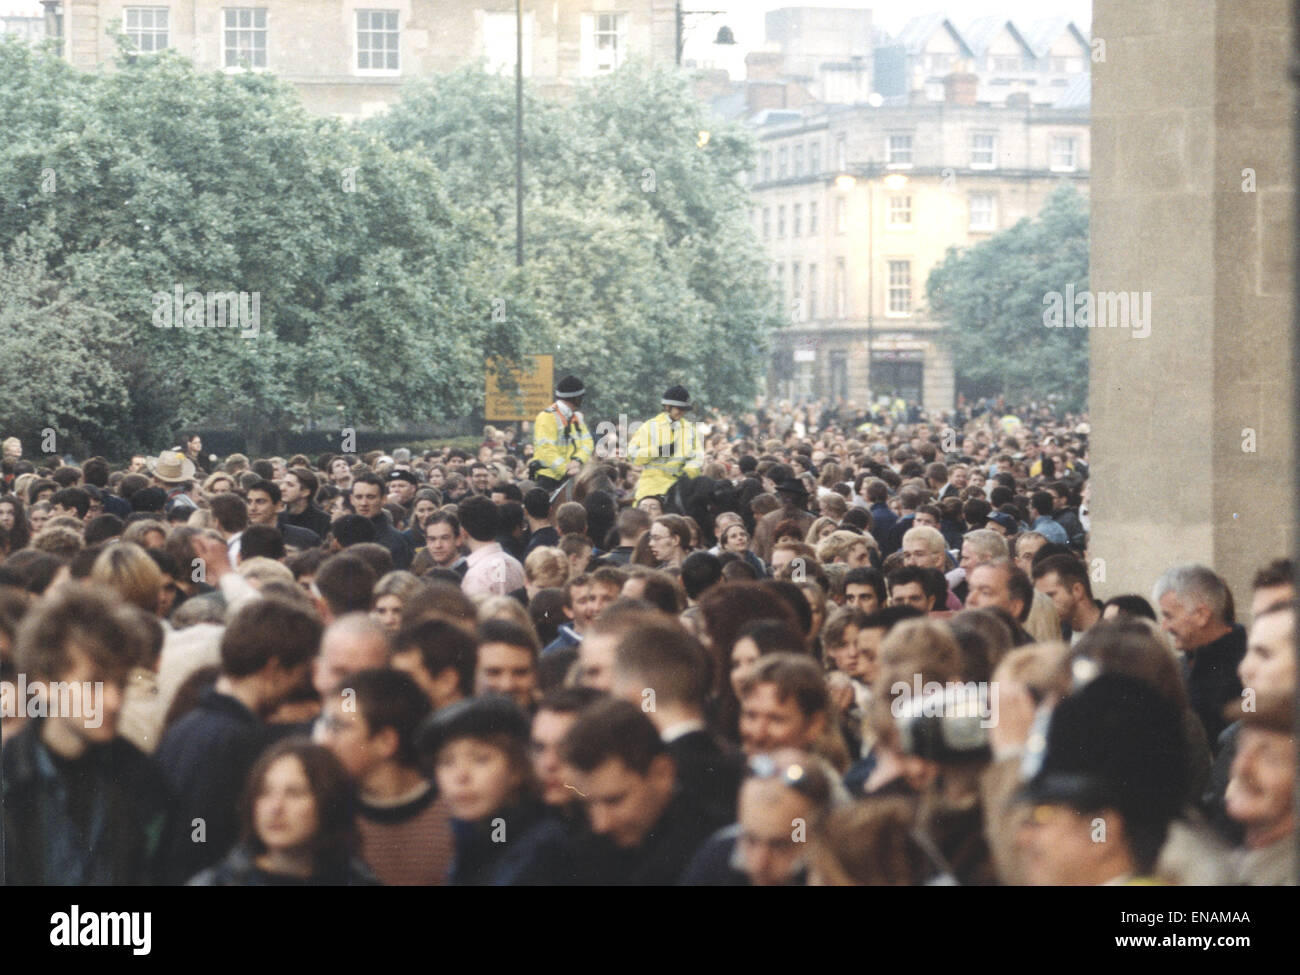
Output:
top-left (388, 478), bottom-right (415, 506)
top-left (736, 776), bottom-right (813, 887)
top-left (1157, 591), bottom-right (1210, 652)
top-left (254, 756), bottom-right (319, 856)
top-left (570, 755), bottom-right (675, 849)
top-left (770, 548), bottom-right (799, 577)
top-left (435, 738), bottom-right (522, 823)
top-left (730, 636), bottom-right (761, 698)
top-left (723, 524), bottom-right (750, 554)
top-left (950, 466), bottom-right (969, 490)
top-left (411, 498), bottom-right (437, 530)
top-left (1239, 610), bottom-right (1295, 698)
top-left (470, 467), bottom-right (492, 494)
top-left (567, 544), bottom-right (593, 577)
top-left (1251, 582), bottom-right (1294, 621)
top-left (0, 501), bottom-right (13, 531)
top-left (1015, 535), bottom-right (1046, 575)
top-left (1018, 802), bottom-right (1128, 885)
top-left (208, 476), bottom-right (233, 495)
top-left (350, 482), bottom-right (383, 519)
top-left (1225, 727), bottom-right (1295, 846)
top-left (29, 507), bottom-right (50, 535)
top-left (890, 581), bottom-right (933, 614)
top-left (637, 497), bottom-right (662, 519)
top-left (739, 682), bottom-right (825, 756)
top-left (844, 583), bottom-right (879, 614)
top-left (648, 524), bottom-right (682, 565)
top-left (966, 564), bottom-right (1021, 618)
top-left (578, 631), bottom-right (617, 692)
top-left (426, 468), bottom-right (445, 490)
top-left (902, 539), bottom-right (944, 570)
top-left (1034, 571), bottom-right (1081, 628)
top-left (476, 641), bottom-right (537, 710)
top-left (852, 627), bottom-right (883, 685)
top-left (246, 488), bottom-right (280, 527)
top-left (280, 473), bottom-right (307, 507)
top-left (370, 594), bottom-right (404, 633)
top-left (842, 543), bottom-right (871, 569)
top-left (959, 542), bottom-right (990, 575)
top-left (330, 459), bottom-right (351, 484)
top-left (826, 624), bottom-right (860, 676)
top-left (913, 511), bottom-right (939, 531)
top-left (313, 624), bottom-right (390, 699)
top-left (425, 520), bottom-right (460, 567)
top-left (186, 436), bottom-right (202, 456)
top-left (40, 647), bottom-right (126, 754)
top-left (315, 698), bottom-right (386, 781)
top-left (531, 708), bottom-right (579, 807)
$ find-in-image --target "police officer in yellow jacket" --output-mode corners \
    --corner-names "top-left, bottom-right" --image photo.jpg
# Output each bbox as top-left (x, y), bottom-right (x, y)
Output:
top-left (629, 385), bottom-right (705, 503)
top-left (530, 375), bottom-right (594, 491)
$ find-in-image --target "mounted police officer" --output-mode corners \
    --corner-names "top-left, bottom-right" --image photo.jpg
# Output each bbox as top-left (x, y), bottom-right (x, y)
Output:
top-left (628, 385), bottom-right (705, 503)
top-left (530, 375), bottom-right (594, 491)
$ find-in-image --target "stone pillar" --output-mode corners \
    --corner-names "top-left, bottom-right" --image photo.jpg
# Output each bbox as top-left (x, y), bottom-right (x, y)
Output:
top-left (1089, 0), bottom-right (1293, 605)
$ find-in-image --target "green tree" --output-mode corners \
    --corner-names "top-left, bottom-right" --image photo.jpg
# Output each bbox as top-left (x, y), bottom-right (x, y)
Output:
top-left (371, 62), bottom-right (781, 423)
top-left (0, 37), bottom-right (519, 455)
top-left (927, 184), bottom-right (1089, 409)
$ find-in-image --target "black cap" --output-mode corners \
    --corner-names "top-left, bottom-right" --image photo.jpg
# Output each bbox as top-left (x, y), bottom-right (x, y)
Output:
top-left (662, 385), bottom-right (693, 409)
top-left (556, 375), bottom-right (585, 399)
top-left (387, 468), bottom-right (420, 486)
top-left (416, 696), bottom-right (531, 758)
top-left (1018, 673), bottom-right (1188, 826)
top-left (775, 477), bottom-right (809, 499)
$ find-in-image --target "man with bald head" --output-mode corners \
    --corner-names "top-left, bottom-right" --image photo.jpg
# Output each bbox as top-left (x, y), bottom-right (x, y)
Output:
top-left (313, 613), bottom-right (392, 700)
top-left (951, 528), bottom-right (1008, 605)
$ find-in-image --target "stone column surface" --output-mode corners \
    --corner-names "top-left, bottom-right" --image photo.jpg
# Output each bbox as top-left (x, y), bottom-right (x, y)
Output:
top-left (1089, 0), bottom-right (1294, 606)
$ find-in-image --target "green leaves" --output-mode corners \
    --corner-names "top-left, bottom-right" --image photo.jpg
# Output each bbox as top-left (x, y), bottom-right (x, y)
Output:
top-left (928, 184), bottom-right (1090, 409)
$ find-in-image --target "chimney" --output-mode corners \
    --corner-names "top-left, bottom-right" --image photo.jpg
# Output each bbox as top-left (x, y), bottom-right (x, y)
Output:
top-left (943, 72), bottom-right (978, 106)
top-left (746, 51), bottom-right (786, 81)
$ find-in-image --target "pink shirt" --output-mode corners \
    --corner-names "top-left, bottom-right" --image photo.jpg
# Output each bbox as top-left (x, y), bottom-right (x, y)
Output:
top-left (461, 542), bottom-right (526, 599)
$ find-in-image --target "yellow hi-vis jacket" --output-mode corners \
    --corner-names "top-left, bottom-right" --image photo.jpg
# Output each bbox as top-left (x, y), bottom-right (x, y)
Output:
top-left (629, 412), bottom-right (705, 501)
top-left (532, 405), bottom-right (593, 480)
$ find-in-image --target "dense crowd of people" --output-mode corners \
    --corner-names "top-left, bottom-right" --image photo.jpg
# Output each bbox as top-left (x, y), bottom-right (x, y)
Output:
top-left (0, 384), bottom-right (1294, 886)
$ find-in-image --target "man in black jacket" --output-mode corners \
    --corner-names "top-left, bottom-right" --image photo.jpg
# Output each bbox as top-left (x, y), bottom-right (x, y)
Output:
top-left (2, 585), bottom-right (173, 885)
top-left (560, 698), bottom-right (727, 884)
top-left (610, 620), bottom-right (742, 823)
top-left (280, 466), bottom-right (331, 540)
top-left (1153, 564), bottom-right (1247, 748)
top-left (247, 479), bottom-right (319, 551)
top-left (155, 598), bottom-right (321, 882)
top-left (349, 472), bottom-right (412, 569)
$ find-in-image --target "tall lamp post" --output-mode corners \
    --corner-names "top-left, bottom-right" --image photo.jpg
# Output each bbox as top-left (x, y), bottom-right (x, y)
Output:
top-left (515, 0), bottom-right (524, 267)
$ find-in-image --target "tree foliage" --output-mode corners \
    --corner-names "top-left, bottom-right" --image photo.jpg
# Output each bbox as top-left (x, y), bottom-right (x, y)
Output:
top-left (927, 184), bottom-right (1090, 409)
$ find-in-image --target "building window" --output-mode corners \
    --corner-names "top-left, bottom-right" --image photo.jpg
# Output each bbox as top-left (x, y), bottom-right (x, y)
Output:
top-left (356, 10), bottom-right (399, 72)
top-left (762, 208), bottom-right (771, 239)
top-left (808, 263), bottom-right (818, 319)
top-left (761, 151), bottom-right (772, 182)
top-left (125, 7), bottom-right (169, 53)
top-left (791, 262), bottom-right (802, 320)
top-left (834, 258), bottom-right (847, 317)
top-left (888, 260), bottom-right (912, 315)
top-left (1051, 135), bottom-right (1077, 171)
top-left (485, 11), bottom-right (533, 76)
top-left (223, 8), bottom-right (268, 69)
top-left (808, 140), bottom-right (821, 175)
top-left (887, 134), bottom-right (913, 167)
top-left (777, 206), bottom-right (786, 237)
top-left (835, 133), bottom-right (848, 170)
top-left (971, 133), bottom-right (997, 169)
top-left (888, 195), bottom-right (912, 226)
top-left (777, 147), bottom-right (788, 179)
top-left (926, 52), bottom-right (952, 73)
top-left (579, 12), bottom-right (626, 74)
top-left (792, 203), bottom-right (803, 237)
top-left (835, 197), bottom-right (847, 234)
top-left (809, 201), bottom-right (819, 235)
top-left (776, 263), bottom-right (785, 300)
top-left (793, 144), bottom-right (804, 177)
top-left (969, 193), bottom-right (996, 232)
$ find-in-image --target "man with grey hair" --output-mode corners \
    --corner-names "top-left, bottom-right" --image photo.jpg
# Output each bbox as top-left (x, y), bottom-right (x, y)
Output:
top-left (902, 526), bottom-right (962, 610)
top-left (313, 613), bottom-right (393, 701)
top-left (1153, 564), bottom-right (1246, 747)
top-left (951, 528), bottom-right (1009, 604)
